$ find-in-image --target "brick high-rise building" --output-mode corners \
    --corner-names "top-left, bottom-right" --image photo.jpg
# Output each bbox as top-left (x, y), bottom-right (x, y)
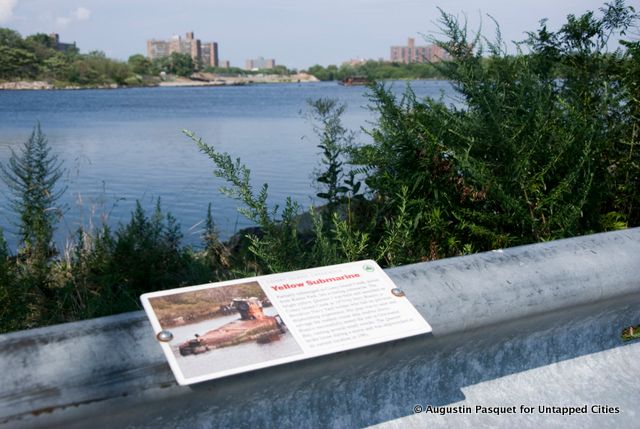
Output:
top-left (390, 38), bottom-right (449, 64)
top-left (245, 57), bottom-right (276, 70)
top-left (147, 32), bottom-right (219, 68)
top-left (201, 42), bottom-right (219, 68)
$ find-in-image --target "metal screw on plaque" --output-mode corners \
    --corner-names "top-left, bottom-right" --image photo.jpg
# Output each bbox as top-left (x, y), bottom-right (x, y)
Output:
top-left (391, 288), bottom-right (405, 297)
top-left (156, 330), bottom-right (174, 342)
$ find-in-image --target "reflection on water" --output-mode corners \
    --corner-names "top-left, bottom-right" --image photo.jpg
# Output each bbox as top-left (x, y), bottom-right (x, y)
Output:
top-left (168, 307), bottom-right (304, 379)
top-left (0, 81), bottom-right (456, 250)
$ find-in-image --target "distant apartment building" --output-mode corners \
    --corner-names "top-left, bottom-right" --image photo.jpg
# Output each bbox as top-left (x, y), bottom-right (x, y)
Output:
top-left (245, 57), bottom-right (276, 70)
top-left (49, 33), bottom-right (76, 53)
top-left (343, 58), bottom-right (368, 67)
top-left (390, 38), bottom-right (449, 64)
top-left (201, 42), bottom-right (219, 68)
top-left (147, 32), bottom-right (218, 68)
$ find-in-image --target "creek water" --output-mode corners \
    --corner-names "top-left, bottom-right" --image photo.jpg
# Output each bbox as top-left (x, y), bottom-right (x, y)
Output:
top-left (0, 80), bottom-right (456, 250)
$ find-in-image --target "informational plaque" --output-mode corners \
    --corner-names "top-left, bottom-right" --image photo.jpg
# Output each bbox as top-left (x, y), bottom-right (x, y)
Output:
top-left (141, 260), bottom-right (431, 385)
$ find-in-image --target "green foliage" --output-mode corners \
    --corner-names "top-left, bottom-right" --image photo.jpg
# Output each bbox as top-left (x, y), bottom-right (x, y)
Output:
top-left (185, 129), bottom-right (306, 273)
top-left (110, 200), bottom-right (184, 292)
top-left (351, 0), bottom-right (640, 258)
top-left (25, 33), bottom-right (56, 50)
top-left (0, 124), bottom-right (66, 284)
top-left (0, 45), bottom-right (38, 79)
top-left (39, 199), bottom-right (227, 324)
top-left (64, 50), bottom-right (128, 85)
top-left (266, 65), bottom-right (291, 75)
top-left (0, 28), bottom-right (23, 48)
top-left (185, 98), bottom-right (427, 271)
top-left (0, 229), bottom-right (10, 285)
top-left (306, 61), bottom-right (445, 81)
top-left (0, 125), bottom-right (66, 330)
top-left (0, 126), bottom-right (234, 332)
top-left (40, 53), bottom-right (70, 80)
top-left (201, 202), bottom-right (230, 276)
top-left (0, 227), bottom-right (28, 332)
top-left (155, 52), bottom-right (195, 77)
top-left (203, 203), bottom-right (219, 252)
top-left (203, 66), bottom-right (247, 75)
top-left (190, 1), bottom-right (639, 274)
top-left (0, 27), bottom-right (157, 86)
top-left (23, 33), bottom-right (61, 66)
top-left (307, 64), bottom-right (339, 81)
top-left (202, 65), bottom-right (296, 77)
top-left (128, 54), bottom-right (154, 75)
top-left (306, 98), bottom-right (361, 210)
top-left (0, 26), bottom-right (284, 85)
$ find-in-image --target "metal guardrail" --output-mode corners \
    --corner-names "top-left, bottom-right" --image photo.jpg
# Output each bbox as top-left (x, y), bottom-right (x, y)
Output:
top-left (1, 228), bottom-right (639, 428)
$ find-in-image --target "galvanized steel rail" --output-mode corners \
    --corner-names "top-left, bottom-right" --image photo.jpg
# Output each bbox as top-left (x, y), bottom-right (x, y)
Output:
top-left (1, 228), bottom-right (639, 428)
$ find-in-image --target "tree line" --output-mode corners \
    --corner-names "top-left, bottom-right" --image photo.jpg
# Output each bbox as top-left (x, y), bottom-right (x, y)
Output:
top-left (0, 28), bottom-right (301, 87)
top-left (0, 27), bottom-right (207, 86)
top-left (306, 61), bottom-right (447, 81)
top-left (0, 28), bottom-right (274, 87)
top-left (1, 27), bottom-right (461, 85)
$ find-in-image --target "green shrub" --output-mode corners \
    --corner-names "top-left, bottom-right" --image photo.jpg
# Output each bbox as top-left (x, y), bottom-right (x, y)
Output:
top-left (351, 1), bottom-right (639, 257)
top-left (51, 199), bottom-right (227, 322)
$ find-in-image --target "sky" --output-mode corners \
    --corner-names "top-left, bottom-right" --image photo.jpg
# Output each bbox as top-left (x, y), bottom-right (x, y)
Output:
top-left (0, 0), bottom-right (635, 69)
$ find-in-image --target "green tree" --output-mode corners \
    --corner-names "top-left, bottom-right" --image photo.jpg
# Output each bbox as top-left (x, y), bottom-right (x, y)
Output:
top-left (307, 98), bottom-right (359, 211)
top-left (160, 52), bottom-right (195, 77)
top-left (203, 66), bottom-right (247, 76)
top-left (306, 61), bottom-right (445, 81)
top-left (0, 45), bottom-right (38, 79)
top-left (24, 33), bottom-right (55, 49)
top-left (0, 28), bottom-right (24, 48)
top-left (128, 54), bottom-right (153, 75)
top-left (0, 124), bottom-right (66, 284)
top-left (306, 64), bottom-right (341, 81)
top-left (306, 64), bottom-right (328, 80)
top-left (41, 53), bottom-right (71, 80)
top-left (23, 33), bottom-right (58, 65)
top-left (269, 65), bottom-right (290, 75)
top-left (111, 199), bottom-right (186, 295)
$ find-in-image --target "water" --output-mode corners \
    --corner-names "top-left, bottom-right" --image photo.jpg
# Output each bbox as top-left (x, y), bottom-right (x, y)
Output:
top-left (0, 81), bottom-right (456, 250)
top-left (168, 306), bottom-right (304, 379)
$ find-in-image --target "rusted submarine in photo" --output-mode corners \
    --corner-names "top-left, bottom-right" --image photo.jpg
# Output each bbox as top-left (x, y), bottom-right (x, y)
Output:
top-left (178, 297), bottom-right (286, 356)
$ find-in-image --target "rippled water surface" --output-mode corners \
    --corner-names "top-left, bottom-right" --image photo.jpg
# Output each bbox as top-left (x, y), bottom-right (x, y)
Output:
top-left (0, 81), bottom-right (456, 249)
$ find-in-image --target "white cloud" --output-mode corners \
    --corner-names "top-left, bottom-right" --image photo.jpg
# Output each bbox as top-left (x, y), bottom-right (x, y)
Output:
top-left (74, 6), bottom-right (90, 21)
top-left (56, 6), bottom-right (91, 28)
top-left (0, 0), bottom-right (17, 23)
top-left (56, 16), bottom-right (70, 27)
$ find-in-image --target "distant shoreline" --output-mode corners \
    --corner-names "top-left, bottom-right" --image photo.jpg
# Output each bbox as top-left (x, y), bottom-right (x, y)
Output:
top-left (0, 72), bottom-right (321, 91)
top-left (0, 75), bottom-right (452, 91)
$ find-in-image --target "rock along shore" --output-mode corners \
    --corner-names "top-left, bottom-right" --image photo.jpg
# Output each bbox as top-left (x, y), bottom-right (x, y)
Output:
top-left (159, 72), bottom-right (320, 87)
top-left (0, 72), bottom-right (319, 91)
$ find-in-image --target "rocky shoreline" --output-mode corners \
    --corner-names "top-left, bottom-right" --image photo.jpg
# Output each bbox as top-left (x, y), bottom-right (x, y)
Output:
top-left (0, 72), bottom-right (319, 91)
top-left (160, 72), bottom-right (319, 87)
